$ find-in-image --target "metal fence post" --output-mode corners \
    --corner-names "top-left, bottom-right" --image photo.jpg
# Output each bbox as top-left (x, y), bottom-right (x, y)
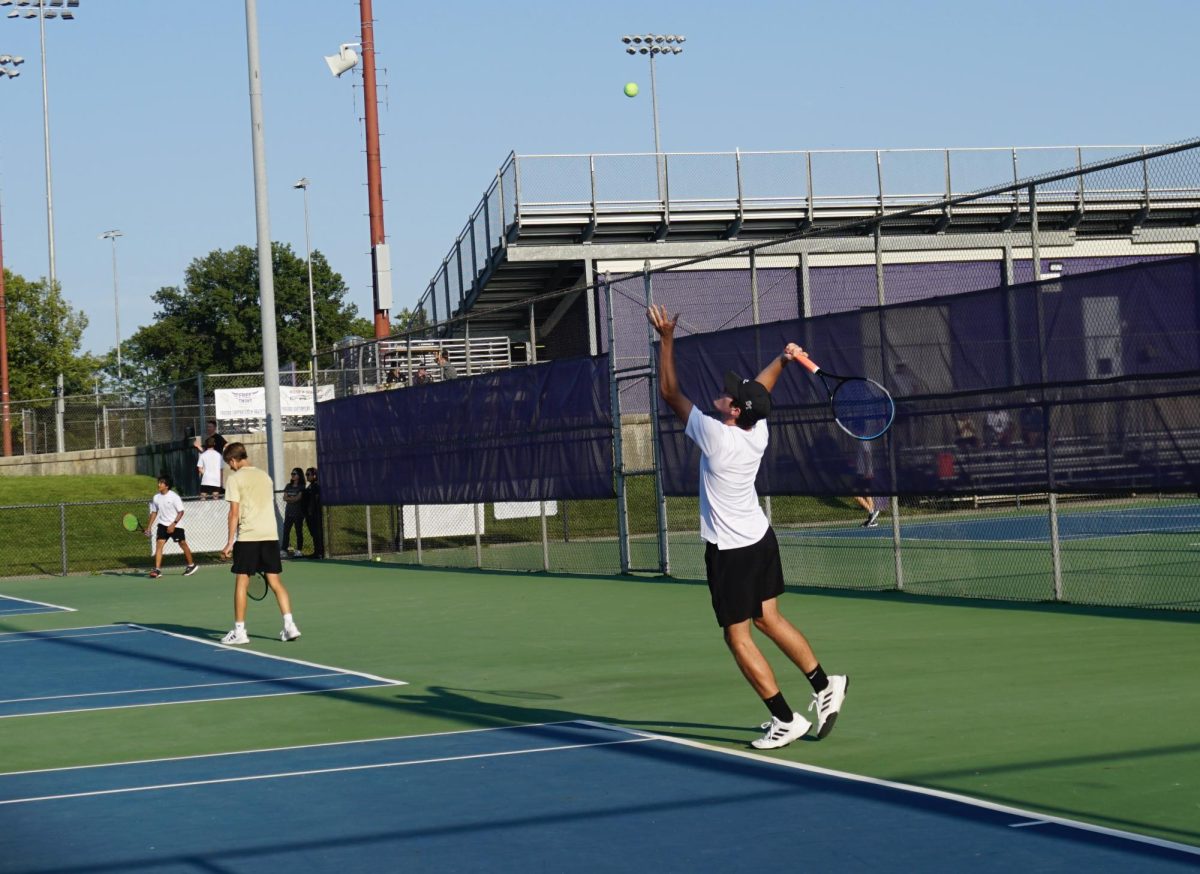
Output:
top-left (644, 267), bottom-right (670, 575)
top-left (59, 502), bottom-right (68, 576)
top-left (473, 502), bottom-right (483, 568)
top-left (365, 505), bottom-right (374, 560)
top-left (1030, 183), bottom-right (1064, 600)
top-left (605, 273), bottom-right (631, 574)
top-left (414, 504), bottom-right (423, 565)
top-left (197, 372), bottom-right (207, 436)
top-left (530, 302), bottom-right (550, 572)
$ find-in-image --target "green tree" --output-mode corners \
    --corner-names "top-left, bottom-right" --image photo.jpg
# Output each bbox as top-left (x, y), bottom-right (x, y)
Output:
top-left (1, 269), bottom-right (98, 399)
top-left (390, 306), bottom-right (429, 335)
top-left (123, 243), bottom-right (369, 380)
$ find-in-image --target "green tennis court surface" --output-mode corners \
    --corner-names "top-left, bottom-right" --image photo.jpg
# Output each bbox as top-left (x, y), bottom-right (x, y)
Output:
top-left (0, 558), bottom-right (1197, 858)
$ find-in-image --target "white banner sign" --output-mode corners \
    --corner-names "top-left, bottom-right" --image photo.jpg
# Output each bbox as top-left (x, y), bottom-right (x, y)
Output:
top-left (215, 385), bottom-right (335, 419)
top-left (494, 501), bottom-right (558, 520)
top-left (402, 504), bottom-right (483, 539)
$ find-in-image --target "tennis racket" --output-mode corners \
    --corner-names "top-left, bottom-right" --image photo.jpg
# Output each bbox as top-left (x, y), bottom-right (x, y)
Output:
top-left (792, 351), bottom-right (896, 441)
top-left (249, 572), bottom-right (270, 602)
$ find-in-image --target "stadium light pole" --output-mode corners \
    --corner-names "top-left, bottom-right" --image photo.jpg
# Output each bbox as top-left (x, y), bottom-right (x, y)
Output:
top-left (292, 178), bottom-right (319, 394)
top-left (621, 33), bottom-right (685, 200)
top-left (3, 0), bottom-right (80, 322)
top-left (99, 230), bottom-right (123, 382)
top-left (242, 0), bottom-right (286, 488)
top-left (0, 52), bottom-right (24, 456)
top-left (325, 0), bottom-right (391, 341)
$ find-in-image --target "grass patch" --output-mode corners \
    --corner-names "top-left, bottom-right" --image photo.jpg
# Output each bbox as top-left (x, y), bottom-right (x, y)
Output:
top-left (0, 474), bottom-right (159, 506)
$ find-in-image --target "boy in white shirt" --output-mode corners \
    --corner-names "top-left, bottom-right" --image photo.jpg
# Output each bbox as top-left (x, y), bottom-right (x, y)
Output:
top-left (145, 475), bottom-right (198, 579)
top-left (648, 304), bottom-right (848, 750)
top-left (196, 436), bottom-right (225, 499)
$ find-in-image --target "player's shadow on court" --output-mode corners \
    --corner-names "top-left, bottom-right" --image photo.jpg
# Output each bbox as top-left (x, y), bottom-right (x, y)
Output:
top-left (386, 684), bottom-right (817, 747)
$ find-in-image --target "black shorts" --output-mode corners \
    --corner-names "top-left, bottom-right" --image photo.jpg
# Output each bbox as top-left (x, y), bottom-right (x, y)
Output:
top-left (198, 485), bottom-right (224, 497)
top-left (704, 527), bottom-right (786, 627)
top-left (155, 524), bottom-right (186, 543)
top-left (231, 540), bottom-right (283, 576)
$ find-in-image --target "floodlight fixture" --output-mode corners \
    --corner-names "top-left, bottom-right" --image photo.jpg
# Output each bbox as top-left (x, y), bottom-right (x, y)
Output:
top-left (619, 31), bottom-right (687, 200)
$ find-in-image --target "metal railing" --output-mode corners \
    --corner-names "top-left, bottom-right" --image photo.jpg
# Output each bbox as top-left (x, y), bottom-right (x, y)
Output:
top-left (412, 143), bottom-right (1191, 323)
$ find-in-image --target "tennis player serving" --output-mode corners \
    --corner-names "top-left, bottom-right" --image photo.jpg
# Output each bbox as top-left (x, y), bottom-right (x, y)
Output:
top-left (647, 304), bottom-right (848, 749)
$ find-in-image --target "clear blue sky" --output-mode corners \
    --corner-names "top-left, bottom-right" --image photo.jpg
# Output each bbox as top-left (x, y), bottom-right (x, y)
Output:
top-left (0, 0), bottom-right (1195, 357)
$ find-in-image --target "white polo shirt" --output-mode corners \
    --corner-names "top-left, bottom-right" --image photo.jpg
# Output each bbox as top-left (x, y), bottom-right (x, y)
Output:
top-left (685, 406), bottom-right (769, 550)
top-left (197, 448), bottom-right (224, 488)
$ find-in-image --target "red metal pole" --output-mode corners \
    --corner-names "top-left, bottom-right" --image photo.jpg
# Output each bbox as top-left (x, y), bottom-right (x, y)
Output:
top-left (360, 0), bottom-right (389, 339)
top-left (0, 199), bottom-right (12, 456)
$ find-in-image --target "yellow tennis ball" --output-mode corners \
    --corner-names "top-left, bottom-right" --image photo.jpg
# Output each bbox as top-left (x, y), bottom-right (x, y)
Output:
top-left (624, 82), bottom-right (639, 98)
top-left (373, 556), bottom-right (381, 562)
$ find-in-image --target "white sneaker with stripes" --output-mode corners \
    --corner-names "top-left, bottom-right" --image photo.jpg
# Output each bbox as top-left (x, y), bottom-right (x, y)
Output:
top-left (752, 712), bottom-right (812, 750)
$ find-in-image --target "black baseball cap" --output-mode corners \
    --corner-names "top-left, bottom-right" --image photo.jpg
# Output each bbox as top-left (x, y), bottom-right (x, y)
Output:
top-left (724, 372), bottom-right (772, 423)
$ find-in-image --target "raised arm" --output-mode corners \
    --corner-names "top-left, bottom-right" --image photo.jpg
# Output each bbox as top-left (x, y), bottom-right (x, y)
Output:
top-left (647, 304), bottom-right (694, 424)
top-left (755, 342), bottom-right (806, 392)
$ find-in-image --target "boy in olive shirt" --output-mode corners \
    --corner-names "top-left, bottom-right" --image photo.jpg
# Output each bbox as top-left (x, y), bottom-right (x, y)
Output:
top-left (219, 443), bottom-right (302, 645)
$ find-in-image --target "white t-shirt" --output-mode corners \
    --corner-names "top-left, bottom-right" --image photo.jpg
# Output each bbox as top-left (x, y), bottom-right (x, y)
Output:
top-left (197, 448), bottom-right (224, 488)
top-left (150, 490), bottom-right (185, 528)
top-left (685, 406), bottom-right (770, 550)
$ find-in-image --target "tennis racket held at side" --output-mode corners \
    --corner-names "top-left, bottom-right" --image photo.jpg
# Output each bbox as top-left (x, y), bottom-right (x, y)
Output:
top-left (791, 351), bottom-right (896, 441)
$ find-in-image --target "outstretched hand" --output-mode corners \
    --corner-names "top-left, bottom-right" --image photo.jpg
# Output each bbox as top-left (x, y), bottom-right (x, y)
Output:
top-left (647, 304), bottom-right (681, 339)
top-left (784, 342), bottom-right (806, 362)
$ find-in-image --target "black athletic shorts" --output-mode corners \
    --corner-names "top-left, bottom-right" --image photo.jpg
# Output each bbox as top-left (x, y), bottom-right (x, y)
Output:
top-left (703, 527), bottom-right (786, 627)
top-left (198, 485), bottom-right (224, 497)
top-left (155, 524), bottom-right (186, 543)
top-left (231, 540), bottom-right (283, 576)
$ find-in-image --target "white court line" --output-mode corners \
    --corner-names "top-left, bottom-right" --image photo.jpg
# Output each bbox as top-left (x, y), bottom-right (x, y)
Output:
top-left (0, 736), bottom-right (656, 806)
top-left (1009, 820), bottom-right (1051, 828)
top-left (574, 721), bottom-right (1200, 859)
top-left (127, 624), bottom-right (407, 687)
top-left (0, 594), bottom-right (75, 613)
top-left (0, 672), bottom-right (349, 706)
top-left (0, 628), bottom-right (143, 646)
top-left (0, 624), bottom-right (140, 640)
top-left (0, 720), bottom-right (585, 777)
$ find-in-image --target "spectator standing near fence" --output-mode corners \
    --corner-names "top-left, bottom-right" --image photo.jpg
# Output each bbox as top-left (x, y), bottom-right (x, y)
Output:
top-left (219, 443), bottom-right (301, 645)
top-left (435, 350), bottom-right (458, 381)
top-left (146, 475), bottom-right (198, 579)
top-left (647, 304), bottom-right (849, 750)
top-left (280, 468), bottom-right (306, 558)
top-left (304, 467), bottom-right (324, 559)
top-left (193, 421), bottom-right (227, 457)
top-left (196, 436), bottom-right (225, 499)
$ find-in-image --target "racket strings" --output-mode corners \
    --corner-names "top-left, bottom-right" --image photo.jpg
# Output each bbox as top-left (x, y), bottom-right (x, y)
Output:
top-left (832, 379), bottom-right (894, 440)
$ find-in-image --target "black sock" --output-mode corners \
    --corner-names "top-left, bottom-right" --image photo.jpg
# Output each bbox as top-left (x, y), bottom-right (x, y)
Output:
top-left (763, 692), bottom-right (793, 723)
top-left (805, 664), bottom-right (829, 693)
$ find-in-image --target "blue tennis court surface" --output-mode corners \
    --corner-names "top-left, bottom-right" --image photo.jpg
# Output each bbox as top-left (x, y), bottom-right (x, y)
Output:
top-left (0, 721), bottom-right (1195, 873)
top-left (0, 624), bottom-right (404, 718)
top-left (786, 504), bottom-right (1200, 543)
top-left (0, 595), bottom-right (73, 617)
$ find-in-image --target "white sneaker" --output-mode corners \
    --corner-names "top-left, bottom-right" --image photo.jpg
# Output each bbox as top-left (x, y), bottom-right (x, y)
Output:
top-left (810, 675), bottom-right (849, 739)
top-left (280, 623), bottom-right (301, 642)
top-left (863, 510), bottom-right (881, 528)
top-left (221, 628), bottom-right (249, 646)
top-left (751, 712), bottom-right (812, 750)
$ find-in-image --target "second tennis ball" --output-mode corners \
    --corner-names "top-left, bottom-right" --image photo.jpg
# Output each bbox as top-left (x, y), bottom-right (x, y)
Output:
top-left (624, 82), bottom-right (639, 98)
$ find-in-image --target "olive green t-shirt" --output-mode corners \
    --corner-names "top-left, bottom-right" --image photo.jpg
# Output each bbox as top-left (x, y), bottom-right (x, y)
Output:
top-left (225, 465), bottom-right (277, 542)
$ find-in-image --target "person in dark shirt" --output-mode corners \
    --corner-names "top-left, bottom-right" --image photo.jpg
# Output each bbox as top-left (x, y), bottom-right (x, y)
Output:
top-left (304, 467), bottom-right (324, 559)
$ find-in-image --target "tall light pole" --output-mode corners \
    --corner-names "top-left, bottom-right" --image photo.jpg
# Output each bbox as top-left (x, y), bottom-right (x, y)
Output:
top-left (324, 0), bottom-right (391, 340)
top-left (242, 0), bottom-right (285, 488)
top-left (622, 33), bottom-right (685, 200)
top-left (0, 52), bottom-right (22, 456)
top-left (292, 178), bottom-right (318, 393)
top-left (99, 229), bottom-right (123, 381)
top-left (3, 0), bottom-right (80, 316)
